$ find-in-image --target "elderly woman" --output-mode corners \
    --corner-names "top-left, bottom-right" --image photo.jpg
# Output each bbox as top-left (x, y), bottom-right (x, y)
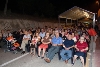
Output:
top-left (72, 36), bottom-right (88, 67)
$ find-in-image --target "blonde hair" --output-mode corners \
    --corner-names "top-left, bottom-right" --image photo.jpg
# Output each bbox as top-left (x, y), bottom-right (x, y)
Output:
top-left (79, 36), bottom-right (86, 42)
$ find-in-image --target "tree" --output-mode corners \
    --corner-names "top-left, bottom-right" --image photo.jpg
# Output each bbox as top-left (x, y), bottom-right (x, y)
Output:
top-left (4, 0), bottom-right (8, 15)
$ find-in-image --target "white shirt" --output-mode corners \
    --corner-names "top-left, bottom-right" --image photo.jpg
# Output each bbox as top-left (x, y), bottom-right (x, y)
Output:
top-left (23, 34), bottom-right (31, 40)
top-left (72, 37), bottom-right (77, 42)
top-left (39, 32), bottom-right (45, 38)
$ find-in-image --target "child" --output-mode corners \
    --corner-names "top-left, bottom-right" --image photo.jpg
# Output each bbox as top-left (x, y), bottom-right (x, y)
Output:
top-left (30, 36), bottom-right (38, 56)
top-left (6, 34), bottom-right (14, 43)
top-left (12, 41), bottom-right (20, 50)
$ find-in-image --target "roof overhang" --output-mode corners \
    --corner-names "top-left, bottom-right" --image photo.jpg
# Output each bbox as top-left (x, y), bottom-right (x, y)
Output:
top-left (58, 6), bottom-right (95, 20)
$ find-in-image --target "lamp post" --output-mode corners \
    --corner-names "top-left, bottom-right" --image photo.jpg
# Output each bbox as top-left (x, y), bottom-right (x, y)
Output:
top-left (96, 0), bottom-right (99, 6)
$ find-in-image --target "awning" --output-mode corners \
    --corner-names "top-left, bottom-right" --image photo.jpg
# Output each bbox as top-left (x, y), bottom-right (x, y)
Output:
top-left (58, 6), bottom-right (95, 20)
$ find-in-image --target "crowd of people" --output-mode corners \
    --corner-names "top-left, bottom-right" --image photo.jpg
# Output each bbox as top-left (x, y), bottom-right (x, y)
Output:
top-left (0, 24), bottom-right (98, 67)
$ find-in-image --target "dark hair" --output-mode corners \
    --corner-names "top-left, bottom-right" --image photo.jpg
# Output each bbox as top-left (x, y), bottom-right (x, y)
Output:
top-left (68, 32), bottom-right (72, 35)
top-left (34, 36), bottom-right (37, 38)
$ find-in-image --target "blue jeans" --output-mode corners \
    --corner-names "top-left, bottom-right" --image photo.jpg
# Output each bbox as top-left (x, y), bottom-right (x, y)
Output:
top-left (60, 49), bottom-right (72, 61)
top-left (47, 46), bottom-right (60, 60)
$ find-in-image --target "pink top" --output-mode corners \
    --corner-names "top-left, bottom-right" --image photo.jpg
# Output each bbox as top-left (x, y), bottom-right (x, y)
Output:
top-left (32, 38), bottom-right (38, 44)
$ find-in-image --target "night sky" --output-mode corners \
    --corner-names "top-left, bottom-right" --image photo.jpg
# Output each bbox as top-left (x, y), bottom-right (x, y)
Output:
top-left (0, 0), bottom-right (97, 18)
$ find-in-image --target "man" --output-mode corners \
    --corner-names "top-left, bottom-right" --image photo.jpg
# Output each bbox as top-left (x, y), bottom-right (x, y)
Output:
top-left (87, 26), bottom-right (97, 52)
top-left (44, 30), bottom-right (62, 63)
top-left (20, 31), bottom-right (31, 54)
top-left (60, 34), bottom-right (75, 64)
top-left (39, 28), bottom-right (45, 38)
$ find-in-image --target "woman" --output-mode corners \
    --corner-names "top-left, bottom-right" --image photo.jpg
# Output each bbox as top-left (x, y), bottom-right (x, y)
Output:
top-left (35, 32), bottom-right (41, 44)
top-left (72, 36), bottom-right (88, 67)
top-left (38, 32), bottom-right (51, 58)
top-left (71, 32), bottom-right (77, 43)
top-left (61, 29), bottom-right (65, 37)
top-left (81, 32), bottom-right (90, 43)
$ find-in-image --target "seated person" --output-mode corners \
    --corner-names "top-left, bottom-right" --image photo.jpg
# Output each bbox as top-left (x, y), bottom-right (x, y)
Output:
top-left (60, 34), bottom-right (75, 64)
top-left (7, 35), bottom-right (14, 42)
top-left (20, 31), bottom-right (31, 54)
top-left (12, 41), bottom-right (20, 50)
top-left (6, 34), bottom-right (17, 50)
top-left (38, 32), bottom-right (51, 58)
top-left (44, 30), bottom-right (62, 63)
top-left (34, 32), bottom-right (41, 54)
top-left (30, 36), bottom-right (38, 56)
top-left (72, 36), bottom-right (88, 67)
top-left (6, 34), bottom-right (15, 43)
top-left (81, 32), bottom-right (90, 43)
top-left (71, 32), bottom-right (77, 43)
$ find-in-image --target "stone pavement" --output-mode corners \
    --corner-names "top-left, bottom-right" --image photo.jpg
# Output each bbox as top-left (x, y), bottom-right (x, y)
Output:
top-left (3, 55), bottom-right (83, 67)
top-left (92, 37), bottom-right (100, 67)
top-left (0, 49), bottom-right (86, 67)
top-left (1, 39), bottom-right (96, 67)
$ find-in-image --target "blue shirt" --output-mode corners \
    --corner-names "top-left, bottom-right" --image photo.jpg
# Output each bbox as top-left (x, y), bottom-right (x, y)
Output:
top-left (39, 32), bottom-right (45, 38)
top-left (63, 38), bottom-right (75, 50)
top-left (51, 37), bottom-right (62, 45)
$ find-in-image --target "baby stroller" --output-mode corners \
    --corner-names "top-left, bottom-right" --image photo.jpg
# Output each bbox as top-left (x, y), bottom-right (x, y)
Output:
top-left (4, 37), bottom-right (20, 54)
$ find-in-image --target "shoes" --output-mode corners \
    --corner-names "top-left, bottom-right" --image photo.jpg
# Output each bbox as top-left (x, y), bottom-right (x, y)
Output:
top-left (72, 62), bottom-right (74, 66)
top-left (37, 55), bottom-right (40, 58)
top-left (41, 57), bottom-right (44, 59)
top-left (44, 58), bottom-right (51, 63)
top-left (93, 50), bottom-right (95, 52)
top-left (18, 49), bottom-right (22, 52)
top-left (65, 60), bottom-right (68, 64)
top-left (32, 54), bottom-right (35, 56)
top-left (21, 51), bottom-right (25, 54)
top-left (30, 52), bottom-right (33, 54)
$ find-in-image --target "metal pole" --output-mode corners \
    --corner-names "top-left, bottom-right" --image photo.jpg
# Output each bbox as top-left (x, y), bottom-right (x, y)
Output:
top-left (71, 19), bottom-right (72, 25)
top-left (66, 18), bottom-right (67, 26)
top-left (93, 13), bottom-right (95, 28)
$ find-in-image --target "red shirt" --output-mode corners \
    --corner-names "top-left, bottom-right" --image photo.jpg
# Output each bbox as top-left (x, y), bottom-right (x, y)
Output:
top-left (76, 42), bottom-right (88, 52)
top-left (87, 28), bottom-right (97, 36)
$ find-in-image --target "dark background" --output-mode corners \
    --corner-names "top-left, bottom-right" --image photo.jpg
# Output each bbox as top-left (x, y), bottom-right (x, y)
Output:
top-left (0, 0), bottom-right (98, 18)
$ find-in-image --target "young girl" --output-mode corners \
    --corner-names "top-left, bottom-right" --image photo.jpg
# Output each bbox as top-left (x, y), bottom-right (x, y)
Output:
top-left (30, 36), bottom-right (38, 56)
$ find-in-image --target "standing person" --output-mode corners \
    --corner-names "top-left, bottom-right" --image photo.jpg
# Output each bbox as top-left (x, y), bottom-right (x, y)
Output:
top-left (87, 26), bottom-right (97, 52)
top-left (44, 30), bottom-right (62, 63)
top-left (60, 34), bottom-right (75, 64)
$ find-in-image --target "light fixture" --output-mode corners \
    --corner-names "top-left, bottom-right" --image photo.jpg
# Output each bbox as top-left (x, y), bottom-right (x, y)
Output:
top-left (84, 12), bottom-right (89, 18)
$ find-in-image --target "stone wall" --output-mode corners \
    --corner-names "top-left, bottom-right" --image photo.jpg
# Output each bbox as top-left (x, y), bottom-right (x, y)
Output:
top-left (0, 19), bottom-right (64, 31)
